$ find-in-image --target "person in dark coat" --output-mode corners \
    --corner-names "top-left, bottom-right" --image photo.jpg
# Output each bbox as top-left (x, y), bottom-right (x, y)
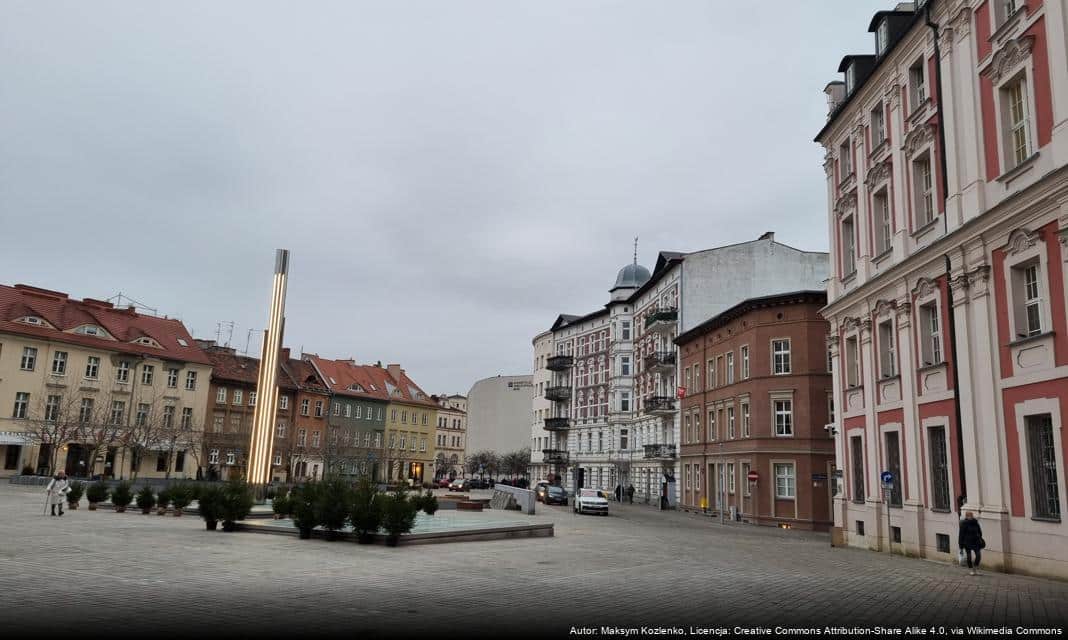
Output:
top-left (958, 511), bottom-right (984, 575)
top-left (626, 484), bottom-right (635, 504)
top-left (614, 484), bottom-right (622, 502)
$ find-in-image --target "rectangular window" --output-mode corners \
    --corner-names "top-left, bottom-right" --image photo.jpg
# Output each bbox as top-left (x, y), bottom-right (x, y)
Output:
top-left (276, 422), bottom-right (286, 438)
top-left (772, 340), bottom-right (791, 375)
top-left (839, 139), bottom-right (852, 178)
top-left (707, 409), bottom-right (716, 441)
top-left (742, 463), bottom-right (751, 496)
top-left (226, 451), bottom-right (235, 466)
top-left (1026, 414), bottom-right (1061, 520)
top-left (208, 449), bottom-right (219, 464)
top-left (110, 400), bottom-right (125, 425)
top-left (333, 402), bottom-right (340, 416)
top-left (621, 320), bottom-right (631, 340)
top-left (620, 355), bottom-right (631, 376)
top-left (727, 463), bottom-right (736, 494)
top-left (708, 359), bottom-right (716, 389)
top-left (162, 405), bottom-right (175, 428)
top-left (828, 394), bottom-right (836, 425)
top-left (314, 401), bottom-right (323, 417)
top-left (11, 392), bottom-right (31, 420)
top-left (230, 416), bottom-right (240, 432)
top-left (216, 387), bottom-right (227, 404)
top-left (420, 438), bottom-right (427, 453)
top-left (726, 352), bottom-right (735, 384)
top-left (115, 361), bottom-right (130, 383)
top-left (79, 398), bottom-right (93, 423)
top-left (40, 394), bottom-right (57, 422)
top-left (280, 395), bottom-right (289, 410)
top-left (878, 320), bottom-right (896, 379)
top-left (51, 351), bottom-right (67, 375)
top-left (312, 431), bottom-right (321, 448)
top-left (141, 364), bottom-right (154, 385)
top-left (774, 400), bottom-right (793, 436)
top-left (1012, 262), bottom-right (1044, 338)
top-left (851, 436), bottom-right (866, 504)
top-left (233, 389), bottom-right (243, 406)
top-left (136, 403), bottom-right (149, 427)
top-left (842, 216), bottom-right (856, 275)
top-left (213, 415), bottom-right (223, 433)
top-left (873, 189), bottom-right (892, 255)
top-left (181, 407), bottom-right (193, 429)
top-left (249, 392), bottom-right (256, 406)
top-left (20, 347), bottom-right (37, 371)
top-left (727, 406), bottom-right (736, 439)
top-left (620, 391), bottom-right (631, 412)
top-left (166, 368), bottom-right (179, 388)
top-left (300, 399), bottom-right (309, 416)
top-left (928, 426), bottom-right (951, 511)
top-left (914, 154), bottom-right (934, 227)
top-left (1004, 79), bottom-right (1031, 168)
top-left (297, 429), bottom-right (307, 446)
top-left (920, 303), bottom-right (942, 366)
top-left (909, 58), bottom-right (926, 110)
top-left (185, 371), bottom-right (197, 390)
top-left (741, 402), bottom-right (750, 438)
top-left (741, 346), bottom-right (750, 379)
top-left (774, 463), bottom-right (795, 499)
top-left (85, 356), bottom-right (100, 379)
top-left (885, 431), bottom-right (903, 507)
top-left (871, 103), bottom-right (885, 143)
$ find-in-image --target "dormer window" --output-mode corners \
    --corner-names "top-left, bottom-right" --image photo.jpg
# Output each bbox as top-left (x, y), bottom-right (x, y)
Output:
top-left (876, 20), bottom-right (889, 56)
top-left (408, 386), bottom-right (423, 399)
top-left (176, 338), bottom-right (189, 347)
top-left (845, 64), bottom-right (856, 94)
top-left (74, 325), bottom-right (104, 337)
top-left (15, 316), bottom-right (45, 326)
top-left (133, 337), bottom-right (161, 348)
top-left (347, 383), bottom-right (365, 393)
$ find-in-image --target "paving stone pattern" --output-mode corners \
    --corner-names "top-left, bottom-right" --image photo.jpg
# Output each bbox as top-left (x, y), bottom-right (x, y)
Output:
top-left (1, 484), bottom-right (1065, 636)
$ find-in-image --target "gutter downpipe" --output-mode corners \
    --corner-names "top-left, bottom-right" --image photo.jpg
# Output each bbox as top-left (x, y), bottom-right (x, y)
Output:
top-left (925, 2), bottom-right (967, 516)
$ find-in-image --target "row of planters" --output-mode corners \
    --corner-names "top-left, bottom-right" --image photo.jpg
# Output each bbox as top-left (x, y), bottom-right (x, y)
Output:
top-left (66, 479), bottom-right (253, 531)
top-left (270, 477), bottom-right (438, 546)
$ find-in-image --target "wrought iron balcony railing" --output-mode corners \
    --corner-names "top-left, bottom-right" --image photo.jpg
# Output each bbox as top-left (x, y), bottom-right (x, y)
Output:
top-left (644, 308), bottom-right (678, 331)
top-left (644, 351), bottom-right (676, 372)
top-left (542, 449), bottom-right (569, 465)
top-left (643, 443), bottom-right (677, 460)
top-left (544, 386), bottom-right (572, 402)
top-left (546, 355), bottom-right (574, 371)
top-left (644, 395), bottom-right (676, 415)
top-left (543, 417), bottom-right (570, 431)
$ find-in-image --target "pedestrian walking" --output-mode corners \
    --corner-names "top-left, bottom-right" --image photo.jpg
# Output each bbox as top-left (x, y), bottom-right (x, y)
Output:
top-left (958, 511), bottom-right (985, 575)
top-left (45, 470), bottom-right (70, 517)
top-left (614, 484), bottom-right (622, 502)
top-left (626, 484), bottom-right (634, 504)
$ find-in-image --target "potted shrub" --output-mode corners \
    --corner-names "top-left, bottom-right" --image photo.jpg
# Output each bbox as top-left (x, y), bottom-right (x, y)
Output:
top-left (135, 485), bottom-right (155, 514)
top-left (316, 478), bottom-right (351, 541)
top-left (271, 494), bottom-right (290, 519)
top-left (419, 490), bottom-right (438, 516)
top-left (197, 484), bottom-right (223, 530)
top-left (381, 488), bottom-right (418, 547)
top-left (20, 464), bottom-right (35, 476)
top-left (290, 482), bottom-right (321, 540)
top-left (169, 482), bottom-right (194, 517)
top-left (66, 481), bottom-right (85, 510)
top-left (350, 475), bottom-right (382, 544)
top-left (110, 481), bottom-right (134, 513)
top-left (156, 488), bottom-right (170, 515)
top-left (86, 480), bottom-right (109, 511)
top-left (220, 479), bottom-right (254, 532)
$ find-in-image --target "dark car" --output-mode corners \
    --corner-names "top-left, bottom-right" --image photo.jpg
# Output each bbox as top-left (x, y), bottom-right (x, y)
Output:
top-left (463, 478), bottom-right (487, 490)
top-left (535, 483), bottom-right (567, 505)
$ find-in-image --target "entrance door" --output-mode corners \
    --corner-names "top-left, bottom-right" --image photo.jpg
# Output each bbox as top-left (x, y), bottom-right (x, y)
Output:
top-left (65, 444), bottom-right (91, 478)
top-left (36, 444), bottom-right (53, 475)
top-left (4, 445), bottom-right (21, 471)
top-left (575, 467), bottom-right (585, 491)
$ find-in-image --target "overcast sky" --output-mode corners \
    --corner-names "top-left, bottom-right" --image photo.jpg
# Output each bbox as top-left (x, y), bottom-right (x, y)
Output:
top-left (1, 1), bottom-right (889, 394)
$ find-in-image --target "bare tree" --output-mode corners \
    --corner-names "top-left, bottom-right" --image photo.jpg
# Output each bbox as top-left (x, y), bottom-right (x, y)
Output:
top-left (22, 390), bottom-right (84, 476)
top-left (500, 448), bottom-right (531, 481)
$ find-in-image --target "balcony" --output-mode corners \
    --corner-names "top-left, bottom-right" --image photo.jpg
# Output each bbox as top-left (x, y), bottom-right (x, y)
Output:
top-left (543, 417), bottom-right (570, 431)
top-left (544, 386), bottom-right (571, 402)
top-left (643, 443), bottom-right (677, 460)
top-left (644, 308), bottom-right (678, 333)
top-left (644, 395), bottom-right (676, 416)
top-left (644, 351), bottom-right (676, 373)
top-left (546, 355), bottom-right (574, 371)
top-left (542, 449), bottom-right (569, 465)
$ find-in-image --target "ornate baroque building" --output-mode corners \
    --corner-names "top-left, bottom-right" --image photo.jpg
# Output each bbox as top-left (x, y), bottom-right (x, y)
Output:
top-left (816, 0), bottom-right (1068, 578)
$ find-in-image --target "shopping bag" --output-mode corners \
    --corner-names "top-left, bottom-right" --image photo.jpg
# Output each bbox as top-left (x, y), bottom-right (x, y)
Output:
top-left (957, 549), bottom-right (967, 566)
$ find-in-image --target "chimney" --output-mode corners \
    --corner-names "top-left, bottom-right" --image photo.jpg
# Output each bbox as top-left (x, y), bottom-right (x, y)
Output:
top-left (386, 364), bottom-right (404, 382)
top-left (824, 81), bottom-right (846, 117)
top-left (758, 231), bottom-right (775, 242)
top-left (281, 347), bottom-right (291, 361)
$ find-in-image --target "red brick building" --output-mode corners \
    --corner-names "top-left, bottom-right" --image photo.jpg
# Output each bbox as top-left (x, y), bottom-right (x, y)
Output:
top-left (675, 290), bottom-right (834, 530)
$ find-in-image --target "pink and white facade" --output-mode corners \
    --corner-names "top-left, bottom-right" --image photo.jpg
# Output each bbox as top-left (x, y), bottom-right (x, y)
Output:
top-left (817, 0), bottom-right (1068, 578)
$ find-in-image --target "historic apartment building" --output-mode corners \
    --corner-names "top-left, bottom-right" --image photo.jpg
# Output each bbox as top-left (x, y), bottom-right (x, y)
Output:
top-left (533, 236), bottom-right (828, 505)
top-left (0, 284), bottom-right (213, 479)
top-left (676, 291), bottom-right (835, 530)
top-left (432, 393), bottom-right (467, 480)
top-left (305, 355), bottom-right (389, 481)
top-left (530, 330), bottom-right (556, 482)
top-left (284, 354), bottom-right (331, 481)
top-left (817, 0), bottom-right (1068, 577)
top-left (198, 340), bottom-right (298, 483)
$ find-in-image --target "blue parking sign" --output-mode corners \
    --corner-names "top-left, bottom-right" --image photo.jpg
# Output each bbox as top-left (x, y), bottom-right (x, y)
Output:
top-left (880, 471), bottom-right (894, 485)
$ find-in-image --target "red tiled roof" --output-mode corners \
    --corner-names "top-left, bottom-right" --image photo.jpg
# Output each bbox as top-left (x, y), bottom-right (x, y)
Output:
top-left (0, 283), bottom-right (211, 365)
top-left (202, 346), bottom-right (298, 389)
top-left (306, 356), bottom-right (437, 408)
top-left (282, 357), bottom-right (330, 396)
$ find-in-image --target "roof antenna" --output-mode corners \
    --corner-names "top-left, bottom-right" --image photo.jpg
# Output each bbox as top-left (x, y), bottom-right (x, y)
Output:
top-left (633, 236), bottom-right (638, 265)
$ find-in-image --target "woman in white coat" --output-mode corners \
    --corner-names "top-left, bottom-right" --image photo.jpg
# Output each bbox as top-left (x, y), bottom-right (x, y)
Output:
top-left (45, 470), bottom-right (69, 516)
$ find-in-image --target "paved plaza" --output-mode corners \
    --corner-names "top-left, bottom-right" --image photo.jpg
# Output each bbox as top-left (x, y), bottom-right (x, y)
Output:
top-left (1, 483), bottom-right (1065, 636)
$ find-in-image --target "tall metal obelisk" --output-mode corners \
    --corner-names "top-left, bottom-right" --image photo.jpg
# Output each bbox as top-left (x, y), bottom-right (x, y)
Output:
top-left (247, 249), bottom-right (289, 492)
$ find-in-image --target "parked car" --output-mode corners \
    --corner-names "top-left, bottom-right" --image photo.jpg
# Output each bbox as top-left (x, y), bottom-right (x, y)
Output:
top-left (574, 488), bottom-right (609, 515)
top-left (536, 484), bottom-right (568, 505)
top-left (467, 478), bottom-right (488, 490)
top-left (435, 477), bottom-right (452, 488)
top-left (448, 478), bottom-right (468, 492)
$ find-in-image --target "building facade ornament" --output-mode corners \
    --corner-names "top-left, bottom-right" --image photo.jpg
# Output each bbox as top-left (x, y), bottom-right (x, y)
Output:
top-left (865, 158), bottom-right (893, 190)
top-left (911, 276), bottom-right (938, 300)
top-left (874, 298), bottom-right (897, 318)
top-left (981, 35), bottom-right (1035, 83)
top-left (1006, 227), bottom-right (1039, 255)
top-left (834, 192), bottom-right (857, 218)
top-left (901, 123), bottom-right (937, 158)
top-left (951, 6), bottom-right (972, 39)
top-left (894, 299), bottom-right (913, 325)
top-left (841, 316), bottom-right (860, 333)
top-left (967, 264), bottom-right (992, 298)
top-left (824, 151), bottom-right (836, 177)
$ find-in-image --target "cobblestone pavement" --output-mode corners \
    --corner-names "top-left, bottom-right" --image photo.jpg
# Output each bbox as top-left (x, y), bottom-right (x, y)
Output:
top-left (1, 484), bottom-right (1065, 637)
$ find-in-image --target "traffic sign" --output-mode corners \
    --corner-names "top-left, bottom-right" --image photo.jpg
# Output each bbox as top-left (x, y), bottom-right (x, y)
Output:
top-left (747, 470), bottom-right (759, 482)
top-left (812, 473), bottom-right (828, 481)
top-left (880, 471), bottom-right (894, 487)
top-left (676, 387), bottom-right (686, 399)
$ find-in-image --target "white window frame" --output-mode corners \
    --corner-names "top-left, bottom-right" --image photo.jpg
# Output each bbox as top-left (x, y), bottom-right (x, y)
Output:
top-left (85, 356), bottom-right (100, 380)
top-left (20, 347), bottom-right (37, 371)
top-left (772, 393), bottom-right (794, 437)
top-left (741, 401), bottom-right (751, 438)
top-left (233, 389), bottom-right (243, 406)
top-left (185, 370), bottom-right (197, 391)
top-left (726, 352), bottom-right (735, 384)
top-left (878, 319), bottom-right (897, 379)
top-left (913, 152), bottom-right (935, 228)
top-left (908, 58), bottom-right (927, 112)
top-left (772, 339), bottom-right (791, 375)
top-left (141, 364), bottom-right (154, 385)
top-left (166, 368), bottom-right (179, 388)
top-left (774, 462), bottom-right (796, 499)
top-left (1012, 398), bottom-right (1066, 522)
top-left (741, 345), bottom-right (750, 379)
top-left (918, 300), bottom-right (943, 366)
top-left (1003, 232), bottom-right (1050, 342)
top-left (280, 395), bottom-right (289, 410)
top-left (51, 351), bottom-right (67, 376)
top-left (216, 387), bottom-right (227, 404)
top-left (873, 187), bottom-right (892, 256)
top-left (842, 215), bottom-right (857, 276)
